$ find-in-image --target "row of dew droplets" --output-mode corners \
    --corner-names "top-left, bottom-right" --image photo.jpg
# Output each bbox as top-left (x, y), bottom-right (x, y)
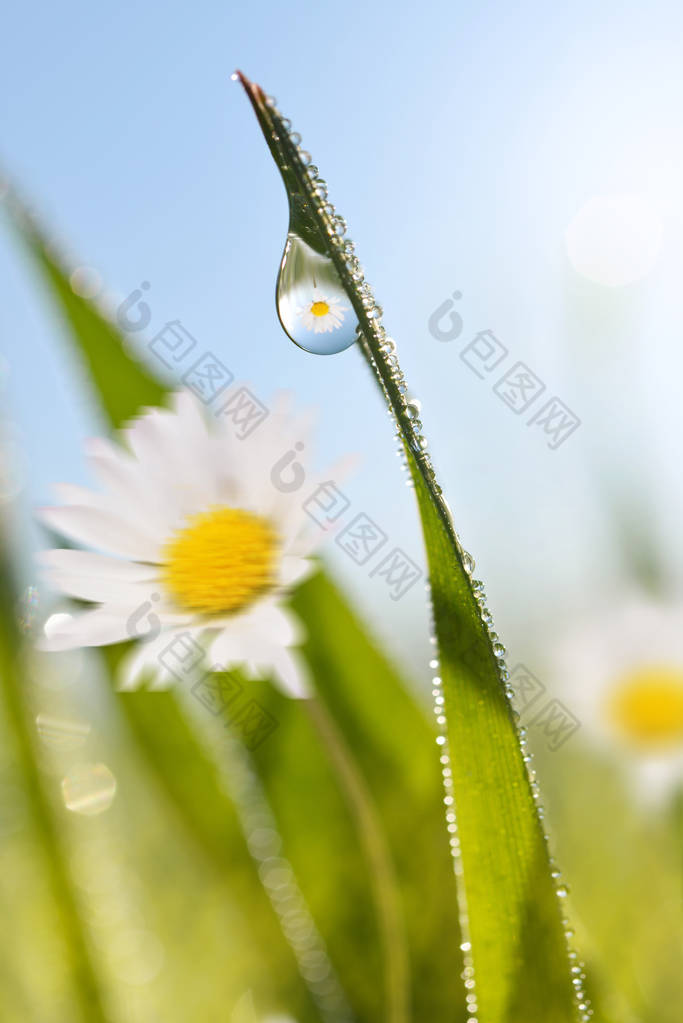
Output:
top-left (385, 405), bottom-right (482, 1023)
top-left (356, 343), bottom-right (484, 1023)
top-left (247, 81), bottom-right (590, 1023)
top-left (469, 575), bottom-right (592, 1021)
top-left (428, 586), bottom-right (479, 1023)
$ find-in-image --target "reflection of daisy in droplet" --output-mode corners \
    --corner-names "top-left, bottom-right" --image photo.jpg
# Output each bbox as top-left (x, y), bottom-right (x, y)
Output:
top-left (297, 289), bottom-right (347, 334)
top-left (550, 594), bottom-right (683, 802)
top-left (37, 389), bottom-right (351, 698)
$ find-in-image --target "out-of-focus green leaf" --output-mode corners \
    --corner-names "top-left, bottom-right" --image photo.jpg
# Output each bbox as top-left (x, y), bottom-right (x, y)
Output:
top-left (108, 652), bottom-right (323, 1022)
top-left (238, 72), bottom-right (580, 1023)
top-left (0, 530), bottom-right (108, 1022)
top-left (6, 206), bottom-right (165, 427)
top-left (538, 744), bottom-right (683, 1023)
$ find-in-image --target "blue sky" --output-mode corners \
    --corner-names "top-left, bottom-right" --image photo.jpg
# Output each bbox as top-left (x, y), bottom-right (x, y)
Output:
top-left (2, 0), bottom-right (683, 673)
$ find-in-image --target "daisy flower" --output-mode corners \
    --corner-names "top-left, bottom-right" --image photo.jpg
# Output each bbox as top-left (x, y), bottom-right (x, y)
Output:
top-left (37, 388), bottom-right (348, 697)
top-left (549, 592), bottom-right (683, 802)
top-left (297, 289), bottom-right (347, 334)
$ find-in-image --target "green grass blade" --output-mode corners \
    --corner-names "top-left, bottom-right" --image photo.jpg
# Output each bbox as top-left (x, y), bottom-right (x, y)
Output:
top-left (111, 669), bottom-right (326, 1022)
top-left (0, 535), bottom-right (109, 1022)
top-left (237, 73), bottom-right (582, 1023)
top-left (5, 200), bottom-right (165, 428)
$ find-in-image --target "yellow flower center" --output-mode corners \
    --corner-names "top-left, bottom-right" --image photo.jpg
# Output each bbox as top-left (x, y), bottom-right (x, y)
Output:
top-left (161, 507), bottom-right (277, 615)
top-left (605, 665), bottom-right (683, 750)
top-left (310, 300), bottom-right (330, 317)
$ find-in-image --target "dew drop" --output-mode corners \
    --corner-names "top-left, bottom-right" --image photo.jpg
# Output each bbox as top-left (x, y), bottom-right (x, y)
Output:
top-left (36, 713), bottom-right (91, 751)
top-left (61, 763), bottom-right (117, 816)
top-left (276, 232), bottom-right (358, 355)
top-left (69, 265), bottom-right (103, 299)
top-left (461, 550), bottom-right (475, 576)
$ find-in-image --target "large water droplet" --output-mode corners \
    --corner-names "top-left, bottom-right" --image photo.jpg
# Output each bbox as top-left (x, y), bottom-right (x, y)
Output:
top-left (276, 232), bottom-right (358, 355)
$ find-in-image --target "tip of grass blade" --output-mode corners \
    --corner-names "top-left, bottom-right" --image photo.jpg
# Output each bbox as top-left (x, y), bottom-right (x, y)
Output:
top-left (232, 69), bottom-right (268, 109)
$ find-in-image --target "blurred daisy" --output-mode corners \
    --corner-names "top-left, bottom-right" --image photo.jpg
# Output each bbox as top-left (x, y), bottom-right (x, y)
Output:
top-left (551, 593), bottom-right (683, 801)
top-left (297, 289), bottom-right (347, 334)
top-left (37, 389), bottom-right (348, 697)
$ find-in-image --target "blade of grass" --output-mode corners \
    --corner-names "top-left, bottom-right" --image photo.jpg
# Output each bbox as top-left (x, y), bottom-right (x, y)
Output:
top-left (110, 662), bottom-right (328, 1022)
top-left (0, 531), bottom-right (109, 1023)
top-left (237, 73), bottom-right (582, 1023)
top-left (303, 693), bottom-right (409, 1023)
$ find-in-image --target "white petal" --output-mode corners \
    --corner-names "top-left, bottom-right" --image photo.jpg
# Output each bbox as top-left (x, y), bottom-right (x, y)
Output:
top-left (38, 505), bottom-right (160, 561)
top-left (209, 600), bottom-right (303, 656)
top-left (52, 483), bottom-right (106, 508)
top-left (630, 754), bottom-right (683, 805)
top-left (84, 435), bottom-right (137, 492)
top-left (41, 570), bottom-right (154, 607)
top-left (118, 629), bottom-right (188, 691)
top-left (209, 627), bottom-right (246, 667)
top-left (84, 436), bottom-right (176, 536)
top-left (124, 400), bottom-right (218, 520)
top-left (278, 556), bottom-right (316, 588)
top-left (38, 608), bottom-right (132, 651)
top-left (269, 452), bottom-right (360, 552)
top-left (207, 598), bottom-right (307, 697)
top-left (171, 390), bottom-right (211, 448)
top-left (225, 393), bottom-right (314, 514)
top-left (38, 549), bottom-right (160, 605)
top-left (268, 647), bottom-right (311, 699)
top-left (247, 601), bottom-right (305, 646)
top-left (37, 549), bottom-right (159, 582)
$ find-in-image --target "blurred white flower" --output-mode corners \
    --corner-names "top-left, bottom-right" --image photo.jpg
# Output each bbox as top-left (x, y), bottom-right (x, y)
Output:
top-left (550, 593), bottom-right (683, 801)
top-left (565, 192), bottom-right (663, 287)
top-left (37, 389), bottom-right (348, 698)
